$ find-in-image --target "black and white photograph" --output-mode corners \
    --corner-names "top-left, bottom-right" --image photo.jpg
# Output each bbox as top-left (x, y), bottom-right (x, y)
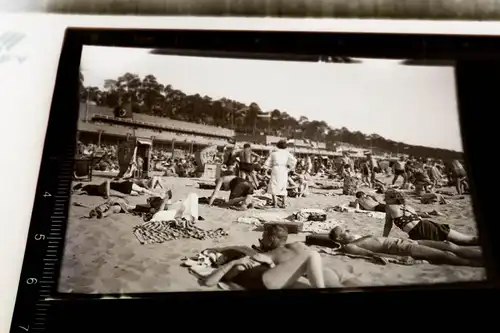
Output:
top-left (61, 45), bottom-right (484, 294)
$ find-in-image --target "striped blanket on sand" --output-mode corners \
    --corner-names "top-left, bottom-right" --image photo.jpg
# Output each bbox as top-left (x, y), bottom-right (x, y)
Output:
top-left (133, 220), bottom-right (228, 245)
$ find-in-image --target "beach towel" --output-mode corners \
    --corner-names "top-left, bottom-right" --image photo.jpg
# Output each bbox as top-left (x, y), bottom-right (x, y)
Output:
top-left (294, 208), bottom-right (327, 222)
top-left (236, 216), bottom-right (264, 227)
top-left (302, 220), bottom-right (341, 233)
top-left (133, 220), bottom-right (228, 244)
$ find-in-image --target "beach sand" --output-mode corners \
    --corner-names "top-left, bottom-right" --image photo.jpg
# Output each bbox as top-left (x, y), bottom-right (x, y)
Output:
top-left (59, 175), bottom-right (486, 294)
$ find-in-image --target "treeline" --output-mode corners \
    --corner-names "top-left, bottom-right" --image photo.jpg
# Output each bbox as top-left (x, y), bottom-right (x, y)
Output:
top-left (80, 71), bottom-right (463, 160)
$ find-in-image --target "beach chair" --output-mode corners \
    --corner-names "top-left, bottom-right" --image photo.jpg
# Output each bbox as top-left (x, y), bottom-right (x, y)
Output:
top-left (73, 151), bottom-right (106, 182)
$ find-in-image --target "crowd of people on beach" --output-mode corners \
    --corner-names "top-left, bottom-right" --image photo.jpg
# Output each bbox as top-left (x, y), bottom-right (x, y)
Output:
top-left (72, 138), bottom-right (480, 291)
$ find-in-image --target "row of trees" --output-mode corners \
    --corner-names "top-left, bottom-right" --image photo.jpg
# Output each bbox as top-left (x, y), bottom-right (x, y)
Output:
top-left (79, 71), bottom-right (462, 160)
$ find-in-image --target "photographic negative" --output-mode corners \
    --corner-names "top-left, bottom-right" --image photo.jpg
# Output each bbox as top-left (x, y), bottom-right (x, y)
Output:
top-left (62, 45), bottom-right (485, 294)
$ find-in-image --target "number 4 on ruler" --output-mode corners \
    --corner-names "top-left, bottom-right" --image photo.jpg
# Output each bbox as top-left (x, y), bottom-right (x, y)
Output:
top-left (43, 192), bottom-right (51, 198)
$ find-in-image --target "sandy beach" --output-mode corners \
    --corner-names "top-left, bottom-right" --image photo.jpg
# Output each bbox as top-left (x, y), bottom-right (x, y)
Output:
top-left (59, 174), bottom-right (485, 294)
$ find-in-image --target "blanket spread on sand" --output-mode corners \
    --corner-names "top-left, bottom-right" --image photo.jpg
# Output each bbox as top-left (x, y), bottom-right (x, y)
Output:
top-left (133, 220), bottom-right (228, 244)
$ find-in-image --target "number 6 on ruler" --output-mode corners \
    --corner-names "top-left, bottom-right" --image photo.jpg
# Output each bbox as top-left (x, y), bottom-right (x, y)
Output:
top-left (26, 278), bottom-right (37, 285)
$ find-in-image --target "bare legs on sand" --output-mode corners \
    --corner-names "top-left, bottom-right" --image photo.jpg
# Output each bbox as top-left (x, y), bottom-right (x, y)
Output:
top-left (416, 240), bottom-right (482, 260)
top-left (271, 195), bottom-right (287, 208)
top-left (410, 242), bottom-right (482, 267)
top-left (445, 229), bottom-right (479, 246)
top-left (262, 250), bottom-right (325, 289)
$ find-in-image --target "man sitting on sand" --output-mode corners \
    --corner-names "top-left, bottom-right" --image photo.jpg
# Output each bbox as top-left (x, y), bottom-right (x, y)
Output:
top-left (203, 224), bottom-right (362, 289)
top-left (208, 175), bottom-right (254, 210)
top-left (354, 191), bottom-right (386, 212)
top-left (329, 226), bottom-right (482, 267)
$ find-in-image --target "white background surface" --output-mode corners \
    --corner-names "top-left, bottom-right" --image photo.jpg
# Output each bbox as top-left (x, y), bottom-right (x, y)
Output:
top-left (1, 14), bottom-right (500, 332)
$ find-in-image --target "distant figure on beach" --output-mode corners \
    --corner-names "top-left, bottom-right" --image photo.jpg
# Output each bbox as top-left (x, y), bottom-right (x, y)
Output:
top-left (203, 224), bottom-right (361, 289)
top-left (447, 160), bottom-right (468, 195)
top-left (428, 160), bottom-right (444, 189)
top-left (383, 189), bottom-right (478, 245)
top-left (354, 191), bottom-right (386, 212)
top-left (208, 175), bottom-right (254, 210)
top-left (330, 226), bottom-right (482, 267)
top-left (116, 136), bottom-right (136, 179)
top-left (264, 140), bottom-right (297, 208)
top-left (235, 143), bottom-right (260, 188)
top-left (366, 152), bottom-right (377, 187)
top-left (392, 156), bottom-right (407, 186)
top-left (342, 164), bottom-right (360, 196)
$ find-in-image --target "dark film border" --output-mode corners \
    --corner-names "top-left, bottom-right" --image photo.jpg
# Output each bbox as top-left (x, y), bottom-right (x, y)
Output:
top-left (28, 0), bottom-right (500, 20)
top-left (10, 28), bottom-right (500, 331)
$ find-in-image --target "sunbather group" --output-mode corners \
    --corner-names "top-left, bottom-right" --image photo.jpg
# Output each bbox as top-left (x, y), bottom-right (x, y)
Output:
top-left (202, 219), bottom-right (482, 290)
top-left (200, 186), bottom-right (482, 290)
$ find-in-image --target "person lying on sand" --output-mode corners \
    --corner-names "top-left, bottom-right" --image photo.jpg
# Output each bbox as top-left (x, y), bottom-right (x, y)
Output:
top-left (72, 179), bottom-right (156, 198)
top-left (132, 176), bottom-right (164, 191)
top-left (208, 175), bottom-right (254, 210)
top-left (354, 191), bottom-right (386, 212)
top-left (203, 224), bottom-right (362, 289)
top-left (329, 226), bottom-right (482, 267)
top-left (88, 197), bottom-right (135, 219)
top-left (384, 189), bottom-right (478, 245)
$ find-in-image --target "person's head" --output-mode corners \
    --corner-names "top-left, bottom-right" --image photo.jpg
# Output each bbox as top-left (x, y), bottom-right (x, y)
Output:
top-left (384, 189), bottom-right (405, 205)
top-left (243, 143), bottom-right (251, 149)
top-left (367, 152), bottom-right (372, 157)
top-left (355, 191), bottom-right (366, 199)
top-left (329, 226), bottom-right (358, 245)
top-left (276, 140), bottom-right (287, 150)
top-left (259, 224), bottom-right (288, 251)
top-left (399, 156), bottom-right (405, 161)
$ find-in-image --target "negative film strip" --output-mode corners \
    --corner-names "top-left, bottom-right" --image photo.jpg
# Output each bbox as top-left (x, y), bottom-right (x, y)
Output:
top-left (8, 28), bottom-right (500, 332)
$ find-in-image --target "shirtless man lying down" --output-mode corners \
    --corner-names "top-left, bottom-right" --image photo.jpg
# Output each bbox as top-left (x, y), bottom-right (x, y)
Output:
top-left (329, 226), bottom-right (482, 267)
top-left (203, 224), bottom-right (362, 289)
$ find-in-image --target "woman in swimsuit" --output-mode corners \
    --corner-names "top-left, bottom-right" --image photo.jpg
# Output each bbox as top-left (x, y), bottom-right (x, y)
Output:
top-left (383, 189), bottom-right (478, 245)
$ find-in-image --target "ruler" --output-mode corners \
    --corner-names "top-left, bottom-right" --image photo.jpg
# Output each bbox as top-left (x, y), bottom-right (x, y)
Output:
top-left (9, 37), bottom-right (81, 330)
top-left (9, 142), bottom-right (75, 332)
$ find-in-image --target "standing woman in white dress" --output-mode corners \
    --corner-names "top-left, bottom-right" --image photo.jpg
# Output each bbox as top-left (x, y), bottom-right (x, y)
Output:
top-left (264, 140), bottom-right (297, 208)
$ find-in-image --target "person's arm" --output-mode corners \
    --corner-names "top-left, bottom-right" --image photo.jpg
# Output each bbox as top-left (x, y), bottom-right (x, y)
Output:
top-left (343, 244), bottom-right (378, 257)
top-left (203, 260), bottom-right (239, 287)
top-left (208, 178), bottom-right (224, 206)
top-left (250, 253), bottom-right (275, 268)
top-left (344, 245), bottom-right (411, 262)
top-left (354, 200), bottom-right (361, 210)
top-left (382, 212), bottom-right (393, 237)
